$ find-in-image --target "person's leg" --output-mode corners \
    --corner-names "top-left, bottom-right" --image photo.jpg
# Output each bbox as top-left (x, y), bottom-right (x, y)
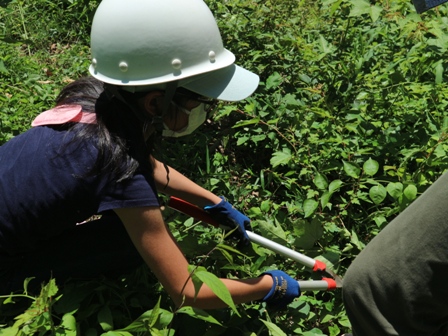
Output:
top-left (343, 172), bottom-right (448, 336)
top-left (0, 212), bottom-right (144, 294)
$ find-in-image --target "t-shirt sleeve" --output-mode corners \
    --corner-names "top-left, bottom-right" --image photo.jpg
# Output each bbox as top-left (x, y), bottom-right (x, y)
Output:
top-left (98, 172), bottom-right (160, 212)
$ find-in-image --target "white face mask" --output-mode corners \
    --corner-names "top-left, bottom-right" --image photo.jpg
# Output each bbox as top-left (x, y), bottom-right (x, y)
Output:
top-left (162, 103), bottom-right (207, 138)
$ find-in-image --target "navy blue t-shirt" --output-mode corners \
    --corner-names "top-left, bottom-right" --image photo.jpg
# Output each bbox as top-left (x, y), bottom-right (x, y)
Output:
top-left (0, 126), bottom-right (159, 256)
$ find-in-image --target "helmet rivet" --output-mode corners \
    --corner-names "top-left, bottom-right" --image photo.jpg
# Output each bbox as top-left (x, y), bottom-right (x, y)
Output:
top-left (209, 51), bottom-right (216, 62)
top-left (92, 58), bottom-right (98, 68)
top-left (119, 61), bottom-right (128, 72)
top-left (172, 59), bottom-right (182, 69)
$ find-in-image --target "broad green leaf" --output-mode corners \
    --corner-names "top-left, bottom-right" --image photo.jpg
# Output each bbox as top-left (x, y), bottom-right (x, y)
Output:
top-left (270, 149), bottom-right (292, 167)
top-left (350, 230), bottom-right (365, 250)
top-left (374, 215), bottom-right (387, 228)
top-left (369, 185), bottom-right (387, 205)
top-left (257, 220), bottom-right (287, 242)
top-left (363, 158), bottom-right (379, 176)
top-left (342, 160), bottom-right (360, 178)
top-left (403, 184), bottom-right (418, 201)
top-left (192, 269), bottom-right (239, 315)
top-left (386, 182), bottom-right (403, 199)
top-left (177, 306), bottom-right (222, 325)
top-left (318, 35), bottom-right (336, 55)
top-left (303, 199), bottom-right (318, 218)
top-left (260, 319), bottom-right (287, 336)
top-left (349, 0), bottom-right (370, 17)
top-left (261, 200), bottom-right (270, 212)
top-left (320, 191), bottom-right (332, 209)
top-left (41, 278), bottom-right (59, 298)
top-left (370, 5), bottom-right (382, 22)
top-left (293, 218), bottom-right (323, 249)
top-left (313, 173), bottom-right (328, 190)
top-left (0, 60), bottom-right (9, 74)
top-left (58, 313), bottom-right (77, 335)
top-left (236, 136), bottom-right (250, 146)
top-left (98, 306), bottom-right (114, 332)
top-left (188, 265), bottom-right (205, 298)
top-left (328, 179), bottom-right (343, 193)
top-left (0, 327), bottom-right (20, 336)
top-left (251, 134), bottom-right (267, 143)
top-left (266, 72), bottom-right (283, 90)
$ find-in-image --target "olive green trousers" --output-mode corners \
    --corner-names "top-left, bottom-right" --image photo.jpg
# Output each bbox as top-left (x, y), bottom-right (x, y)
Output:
top-left (343, 172), bottom-right (448, 335)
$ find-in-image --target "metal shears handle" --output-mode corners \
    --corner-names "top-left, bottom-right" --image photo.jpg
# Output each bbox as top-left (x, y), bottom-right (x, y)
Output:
top-left (167, 196), bottom-right (342, 290)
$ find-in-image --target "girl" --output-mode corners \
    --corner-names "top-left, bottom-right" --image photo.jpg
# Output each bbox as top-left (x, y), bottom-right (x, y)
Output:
top-left (0, 0), bottom-right (301, 310)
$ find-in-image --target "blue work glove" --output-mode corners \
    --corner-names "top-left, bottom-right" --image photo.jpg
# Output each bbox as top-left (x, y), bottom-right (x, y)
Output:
top-left (204, 196), bottom-right (252, 246)
top-left (261, 270), bottom-right (301, 309)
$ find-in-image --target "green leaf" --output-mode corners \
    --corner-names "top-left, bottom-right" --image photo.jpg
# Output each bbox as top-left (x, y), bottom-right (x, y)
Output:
top-left (318, 34), bottom-right (336, 55)
top-left (236, 136), bottom-right (250, 146)
top-left (0, 60), bottom-right (9, 74)
top-left (363, 158), bottom-right (379, 176)
top-left (147, 297), bottom-right (161, 328)
top-left (350, 230), bottom-right (365, 250)
top-left (270, 149), bottom-right (292, 167)
top-left (320, 191), bottom-right (332, 209)
top-left (370, 5), bottom-right (382, 22)
top-left (349, 0), bottom-right (370, 17)
top-left (177, 306), bottom-right (222, 325)
top-left (233, 118), bottom-right (260, 128)
top-left (328, 179), bottom-right (343, 193)
top-left (57, 313), bottom-right (77, 335)
top-left (313, 173), bottom-right (328, 190)
top-left (98, 306), bottom-right (114, 332)
top-left (303, 199), bottom-right (318, 218)
top-left (293, 218), bottom-right (323, 249)
top-left (260, 319), bottom-right (287, 336)
top-left (266, 72), bottom-right (283, 90)
top-left (369, 185), bottom-right (387, 205)
top-left (118, 305), bottom-right (173, 332)
top-left (257, 220), bottom-right (287, 242)
top-left (191, 268), bottom-right (239, 316)
top-left (386, 182), bottom-right (403, 199)
top-left (343, 160), bottom-right (361, 178)
top-left (403, 184), bottom-right (418, 201)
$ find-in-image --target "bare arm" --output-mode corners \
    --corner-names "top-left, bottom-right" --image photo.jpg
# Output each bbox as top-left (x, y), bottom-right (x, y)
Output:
top-left (114, 206), bottom-right (272, 309)
top-left (152, 158), bottom-right (221, 208)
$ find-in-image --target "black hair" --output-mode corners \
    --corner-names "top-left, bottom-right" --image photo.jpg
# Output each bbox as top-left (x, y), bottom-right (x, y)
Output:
top-left (55, 76), bottom-right (155, 182)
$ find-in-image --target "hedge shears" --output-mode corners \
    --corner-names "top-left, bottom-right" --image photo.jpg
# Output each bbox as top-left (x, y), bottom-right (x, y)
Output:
top-left (167, 196), bottom-right (343, 291)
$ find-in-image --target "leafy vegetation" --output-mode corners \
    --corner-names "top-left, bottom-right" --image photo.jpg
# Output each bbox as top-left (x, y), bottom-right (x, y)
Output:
top-left (1, 0), bottom-right (448, 334)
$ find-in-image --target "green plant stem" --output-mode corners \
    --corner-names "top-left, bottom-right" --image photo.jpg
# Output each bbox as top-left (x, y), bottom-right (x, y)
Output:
top-left (0, 294), bottom-right (35, 300)
top-left (16, 0), bottom-right (31, 56)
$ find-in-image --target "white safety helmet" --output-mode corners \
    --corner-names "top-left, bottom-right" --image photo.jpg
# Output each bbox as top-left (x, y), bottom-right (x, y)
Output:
top-left (89, 0), bottom-right (259, 101)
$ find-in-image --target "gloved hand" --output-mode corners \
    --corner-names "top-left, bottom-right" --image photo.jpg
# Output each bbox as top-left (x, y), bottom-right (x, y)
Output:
top-left (261, 270), bottom-right (301, 309)
top-left (204, 196), bottom-right (252, 246)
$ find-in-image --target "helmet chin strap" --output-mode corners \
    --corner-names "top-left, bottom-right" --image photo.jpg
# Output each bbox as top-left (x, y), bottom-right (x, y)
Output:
top-left (162, 80), bottom-right (178, 116)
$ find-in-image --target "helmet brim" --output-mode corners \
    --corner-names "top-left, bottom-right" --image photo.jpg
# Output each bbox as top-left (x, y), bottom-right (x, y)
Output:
top-left (180, 64), bottom-right (259, 102)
